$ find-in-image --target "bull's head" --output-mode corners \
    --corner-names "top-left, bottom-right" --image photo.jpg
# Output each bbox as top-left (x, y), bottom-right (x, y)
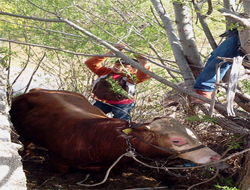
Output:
top-left (122, 117), bottom-right (221, 164)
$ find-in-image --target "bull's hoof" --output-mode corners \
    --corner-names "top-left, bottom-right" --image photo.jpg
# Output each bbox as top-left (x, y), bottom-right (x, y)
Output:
top-left (19, 149), bottom-right (35, 160)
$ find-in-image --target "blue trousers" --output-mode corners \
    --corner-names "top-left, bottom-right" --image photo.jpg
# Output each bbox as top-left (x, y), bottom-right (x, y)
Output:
top-left (93, 100), bottom-right (134, 121)
top-left (194, 35), bottom-right (240, 92)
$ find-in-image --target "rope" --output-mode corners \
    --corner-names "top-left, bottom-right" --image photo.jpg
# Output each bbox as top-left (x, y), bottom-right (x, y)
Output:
top-left (75, 133), bottom-right (250, 187)
top-left (227, 56), bottom-right (244, 116)
top-left (76, 151), bottom-right (136, 187)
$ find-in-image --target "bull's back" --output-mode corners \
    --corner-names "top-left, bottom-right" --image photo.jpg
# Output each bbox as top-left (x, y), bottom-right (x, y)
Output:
top-left (10, 91), bottom-right (129, 167)
top-left (9, 89), bottom-right (107, 146)
top-left (12, 89), bottom-right (107, 118)
top-left (31, 88), bottom-right (107, 118)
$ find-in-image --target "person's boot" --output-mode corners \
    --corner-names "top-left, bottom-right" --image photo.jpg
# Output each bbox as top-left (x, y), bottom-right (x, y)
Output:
top-left (191, 90), bottom-right (214, 104)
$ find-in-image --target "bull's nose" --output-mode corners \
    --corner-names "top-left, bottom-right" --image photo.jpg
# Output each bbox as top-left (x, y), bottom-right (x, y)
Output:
top-left (210, 154), bottom-right (221, 162)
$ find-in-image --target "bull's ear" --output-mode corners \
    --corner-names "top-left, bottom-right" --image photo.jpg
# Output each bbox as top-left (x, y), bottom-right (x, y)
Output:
top-left (152, 117), bottom-right (164, 121)
top-left (144, 122), bottom-right (163, 132)
top-left (135, 124), bottom-right (157, 131)
top-left (122, 128), bottom-right (133, 134)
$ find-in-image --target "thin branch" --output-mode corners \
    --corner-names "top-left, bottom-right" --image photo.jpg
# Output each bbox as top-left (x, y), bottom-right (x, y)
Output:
top-left (209, 60), bottom-right (224, 116)
top-left (0, 38), bottom-right (105, 56)
top-left (0, 19), bottom-right (83, 39)
top-left (150, 6), bottom-right (164, 28)
top-left (24, 52), bottom-right (46, 93)
top-left (206, 0), bottom-right (213, 15)
top-left (8, 46), bottom-right (31, 94)
top-left (217, 56), bottom-right (250, 69)
top-left (26, 0), bottom-right (55, 15)
top-left (218, 8), bottom-right (250, 28)
top-left (0, 38), bottom-right (179, 73)
top-left (192, 0), bottom-right (217, 50)
top-left (0, 11), bottom-right (62, 22)
top-left (2, 7), bottom-right (250, 126)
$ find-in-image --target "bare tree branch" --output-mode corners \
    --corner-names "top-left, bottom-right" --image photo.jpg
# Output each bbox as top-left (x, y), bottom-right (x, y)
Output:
top-left (0, 38), bottom-right (96, 56)
top-left (0, 11), bottom-right (63, 22)
top-left (218, 8), bottom-right (250, 28)
top-left (192, 0), bottom-right (217, 50)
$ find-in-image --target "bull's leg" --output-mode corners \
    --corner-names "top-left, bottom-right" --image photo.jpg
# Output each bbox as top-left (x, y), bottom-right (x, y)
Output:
top-left (49, 154), bottom-right (70, 173)
top-left (18, 137), bottom-right (35, 158)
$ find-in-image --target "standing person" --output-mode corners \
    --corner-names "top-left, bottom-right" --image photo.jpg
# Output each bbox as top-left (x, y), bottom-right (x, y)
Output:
top-left (85, 44), bottom-right (151, 121)
top-left (192, 29), bottom-right (241, 103)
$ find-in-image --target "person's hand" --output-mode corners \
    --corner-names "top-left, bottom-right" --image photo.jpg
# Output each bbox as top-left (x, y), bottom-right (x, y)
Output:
top-left (114, 44), bottom-right (126, 51)
top-left (106, 44), bottom-right (126, 55)
top-left (135, 54), bottom-right (148, 66)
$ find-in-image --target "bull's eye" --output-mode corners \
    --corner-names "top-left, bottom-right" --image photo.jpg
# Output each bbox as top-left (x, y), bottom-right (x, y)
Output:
top-left (172, 140), bottom-right (180, 143)
top-left (170, 138), bottom-right (186, 146)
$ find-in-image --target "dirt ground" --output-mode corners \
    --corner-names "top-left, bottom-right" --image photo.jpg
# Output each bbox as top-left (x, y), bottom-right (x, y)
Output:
top-left (20, 147), bottom-right (216, 190)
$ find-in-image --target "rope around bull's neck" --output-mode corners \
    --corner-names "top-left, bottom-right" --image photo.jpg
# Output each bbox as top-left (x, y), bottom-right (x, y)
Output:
top-left (76, 149), bottom-right (219, 188)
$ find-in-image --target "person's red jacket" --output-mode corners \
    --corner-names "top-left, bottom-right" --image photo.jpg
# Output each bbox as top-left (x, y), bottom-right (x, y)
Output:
top-left (85, 56), bottom-right (151, 84)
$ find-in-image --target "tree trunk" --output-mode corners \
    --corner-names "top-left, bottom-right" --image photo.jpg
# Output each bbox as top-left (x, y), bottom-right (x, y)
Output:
top-left (238, 0), bottom-right (250, 61)
top-left (236, 137), bottom-right (250, 190)
top-left (235, 1), bottom-right (250, 189)
top-left (150, 0), bottom-right (195, 89)
top-left (173, 1), bottom-right (203, 78)
top-left (223, 0), bottom-right (236, 28)
top-left (239, 29), bottom-right (250, 62)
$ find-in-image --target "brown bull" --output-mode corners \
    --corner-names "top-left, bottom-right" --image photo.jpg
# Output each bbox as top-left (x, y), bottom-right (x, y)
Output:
top-left (9, 88), bottom-right (221, 173)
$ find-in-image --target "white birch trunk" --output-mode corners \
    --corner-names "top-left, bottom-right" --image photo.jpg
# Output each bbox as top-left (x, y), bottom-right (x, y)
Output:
top-left (173, 1), bottom-right (203, 78)
top-left (150, 0), bottom-right (195, 89)
top-left (239, 0), bottom-right (250, 62)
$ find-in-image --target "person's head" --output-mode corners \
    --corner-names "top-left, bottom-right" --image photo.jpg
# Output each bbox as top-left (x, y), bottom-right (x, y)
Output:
top-left (112, 59), bottom-right (138, 74)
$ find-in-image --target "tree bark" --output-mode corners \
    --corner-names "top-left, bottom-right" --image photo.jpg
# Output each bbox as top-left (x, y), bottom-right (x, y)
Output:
top-left (239, 29), bottom-right (250, 62)
top-left (223, 0), bottom-right (236, 28)
top-left (236, 138), bottom-right (250, 190)
top-left (234, 92), bottom-right (250, 113)
top-left (150, 0), bottom-right (195, 89)
top-left (173, 1), bottom-right (203, 78)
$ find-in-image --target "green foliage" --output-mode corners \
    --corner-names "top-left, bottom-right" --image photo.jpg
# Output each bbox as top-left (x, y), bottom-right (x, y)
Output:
top-left (186, 115), bottom-right (217, 124)
top-left (227, 135), bottom-right (244, 151)
top-left (228, 22), bottom-right (244, 31)
top-left (215, 186), bottom-right (239, 190)
top-left (0, 0), bottom-right (170, 56)
top-left (105, 76), bottom-right (131, 98)
top-left (0, 47), bottom-right (16, 67)
top-left (1, 0), bottom-right (243, 122)
top-left (239, 79), bottom-right (250, 94)
top-left (215, 184), bottom-right (239, 190)
top-left (214, 176), bottom-right (239, 190)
